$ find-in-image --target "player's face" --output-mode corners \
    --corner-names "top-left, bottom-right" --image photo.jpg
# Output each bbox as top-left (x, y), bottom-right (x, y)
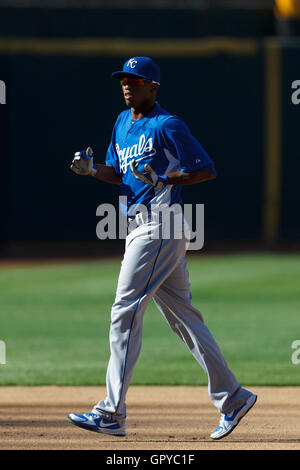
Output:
top-left (121, 77), bottom-right (158, 110)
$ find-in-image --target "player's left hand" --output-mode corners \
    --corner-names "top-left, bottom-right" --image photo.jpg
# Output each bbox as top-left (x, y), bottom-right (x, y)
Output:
top-left (130, 160), bottom-right (167, 190)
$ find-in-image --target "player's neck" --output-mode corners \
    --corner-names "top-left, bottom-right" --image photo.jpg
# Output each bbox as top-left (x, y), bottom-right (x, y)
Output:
top-left (130, 101), bottom-right (156, 120)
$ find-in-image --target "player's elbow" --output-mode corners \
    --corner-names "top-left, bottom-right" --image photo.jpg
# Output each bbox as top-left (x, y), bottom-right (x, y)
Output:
top-left (200, 171), bottom-right (216, 182)
top-left (199, 165), bottom-right (216, 181)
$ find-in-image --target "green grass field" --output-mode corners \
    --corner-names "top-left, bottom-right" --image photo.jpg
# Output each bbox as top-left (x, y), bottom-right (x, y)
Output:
top-left (1, 253), bottom-right (300, 386)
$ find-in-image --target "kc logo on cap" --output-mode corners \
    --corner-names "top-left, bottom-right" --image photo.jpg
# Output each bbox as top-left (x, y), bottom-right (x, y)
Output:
top-left (111, 57), bottom-right (161, 85)
top-left (127, 58), bottom-right (138, 69)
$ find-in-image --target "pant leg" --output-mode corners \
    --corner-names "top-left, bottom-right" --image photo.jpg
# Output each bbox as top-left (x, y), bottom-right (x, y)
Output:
top-left (153, 256), bottom-right (252, 414)
top-left (94, 222), bottom-right (187, 420)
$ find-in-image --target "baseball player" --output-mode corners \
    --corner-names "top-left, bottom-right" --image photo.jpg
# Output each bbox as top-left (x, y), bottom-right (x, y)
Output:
top-left (68, 57), bottom-right (257, 440)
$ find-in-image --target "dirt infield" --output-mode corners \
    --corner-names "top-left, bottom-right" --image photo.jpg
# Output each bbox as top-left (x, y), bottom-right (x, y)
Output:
top-left (0, 386), bottom-right (299, 450)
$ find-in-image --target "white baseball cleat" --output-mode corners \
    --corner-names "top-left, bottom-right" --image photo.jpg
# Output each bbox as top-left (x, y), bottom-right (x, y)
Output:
top-left (68, 412), bottom-right (126, 436)
top-left (210, 393), bottom-right (257, 440)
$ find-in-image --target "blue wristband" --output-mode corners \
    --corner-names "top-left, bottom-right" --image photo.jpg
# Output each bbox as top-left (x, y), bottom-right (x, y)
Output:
top-left (80, 149), bottom-right (94, 160)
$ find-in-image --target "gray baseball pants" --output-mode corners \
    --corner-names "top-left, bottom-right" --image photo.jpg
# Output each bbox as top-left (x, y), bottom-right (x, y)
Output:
top-left (93, 215), bottom-right (252, 422)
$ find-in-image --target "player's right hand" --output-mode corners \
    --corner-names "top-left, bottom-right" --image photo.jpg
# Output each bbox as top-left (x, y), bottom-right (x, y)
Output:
top-left (70, 147), bottom-right (97, 176)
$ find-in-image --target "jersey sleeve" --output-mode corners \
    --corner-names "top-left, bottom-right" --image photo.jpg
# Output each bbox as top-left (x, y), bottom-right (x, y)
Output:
top-left (161, 116), bottom-right (216, 175)
top-left (105, 125), bottom-right (122, 175)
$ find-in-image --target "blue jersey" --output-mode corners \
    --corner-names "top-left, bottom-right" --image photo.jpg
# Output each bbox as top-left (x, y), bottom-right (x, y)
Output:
top-left (105, 102), bottom-right (216, 216)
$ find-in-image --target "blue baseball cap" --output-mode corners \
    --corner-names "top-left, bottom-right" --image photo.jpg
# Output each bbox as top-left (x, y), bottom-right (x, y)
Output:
top-left (111, 57), bottom-right (160, 85)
